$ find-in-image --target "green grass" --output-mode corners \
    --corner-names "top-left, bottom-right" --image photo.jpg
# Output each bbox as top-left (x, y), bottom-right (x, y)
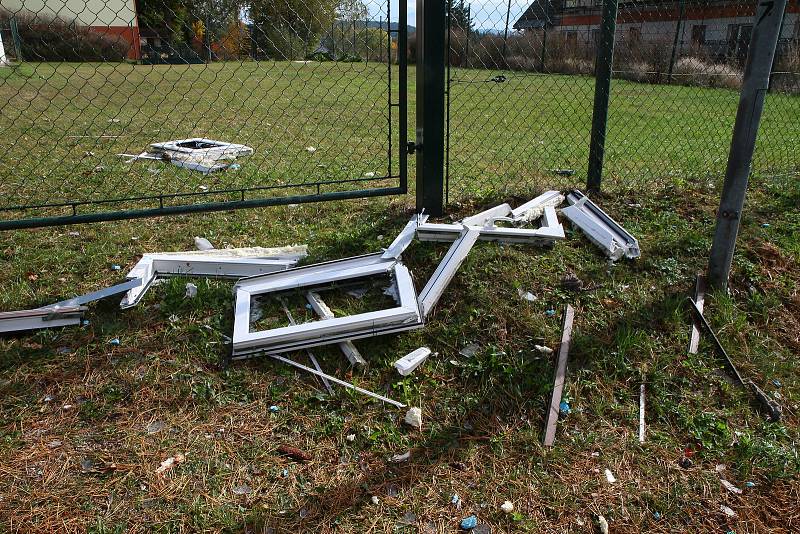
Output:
top-left (0, 61), bottom-right (798, 216)
top-left (0, 61), bottom-right (799, 532)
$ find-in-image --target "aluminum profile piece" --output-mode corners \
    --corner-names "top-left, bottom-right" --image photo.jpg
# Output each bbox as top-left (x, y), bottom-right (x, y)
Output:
top-left (510, 190), bottom-right (565, 222)
top-left (561, 190), bottom-right (640, 260)
top-left (381, 213), bottom-right (429, 259)
top-left (120, 249), bottom-right (302, 308)
top-left (231, 254), bottom-right (423, 358)
top-left (0, 305), bottom-right (87, 334)
top-left (418, 227), bottom-right (481, 318)
top-left (416, 206), bottom-right (564, 244)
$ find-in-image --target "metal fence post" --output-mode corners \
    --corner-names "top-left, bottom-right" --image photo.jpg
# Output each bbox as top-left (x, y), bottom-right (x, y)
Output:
top-left (586, 0), bottom-right (619, 193)
top-left (416, 0), bottom-right (446, 216)
top-left (10, 16), bottom-right (22, 61)
top-left (667, 0), bottom-right (684, 83)
top-left (707, 0), bottom-right (788, 291)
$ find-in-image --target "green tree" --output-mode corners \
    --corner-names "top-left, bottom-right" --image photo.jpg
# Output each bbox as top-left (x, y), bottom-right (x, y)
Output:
top-left (249, 0), bottom-right (337, 59)
top-left (450, 0), bottom-right (472, 31)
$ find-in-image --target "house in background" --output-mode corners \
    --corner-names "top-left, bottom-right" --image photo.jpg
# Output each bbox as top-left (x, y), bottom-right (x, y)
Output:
top-left (514, 0), bottom-right (800, 63)
top-left (1, 0), bottom-right (141, 59)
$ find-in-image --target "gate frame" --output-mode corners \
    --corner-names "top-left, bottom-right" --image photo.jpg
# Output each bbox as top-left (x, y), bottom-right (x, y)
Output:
top-left (0, 1), bottom-right (408, 231)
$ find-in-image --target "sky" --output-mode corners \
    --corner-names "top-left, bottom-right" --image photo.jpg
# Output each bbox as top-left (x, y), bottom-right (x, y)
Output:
top-left (387, 0), bottom-right (530, 32)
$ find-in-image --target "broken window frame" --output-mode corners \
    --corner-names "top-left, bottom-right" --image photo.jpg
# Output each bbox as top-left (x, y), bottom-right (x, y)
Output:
top-left (121, 254), bottom-right (297, 308)
top-left (150, 138), bottom-right (254, 158)
top-left (0, 305), bottom-right (87, 333)
top-left (231, 254), bottom-right (422, 357)
top-left (418, 227), bottom-right (481, 317)
top-left (416, 206), bottom-right (564, 244)
top-left (561, 190), bottom-right (640, 260)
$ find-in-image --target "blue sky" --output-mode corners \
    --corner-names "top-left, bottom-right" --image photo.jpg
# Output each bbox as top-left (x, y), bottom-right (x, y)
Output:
top-left (387, 0), bottom-right (530, 32)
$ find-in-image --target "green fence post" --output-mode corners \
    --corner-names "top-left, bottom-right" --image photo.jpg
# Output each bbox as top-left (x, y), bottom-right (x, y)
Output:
top-left (10, 16), bottom-right (23, 61)
top-left (415, 0), bottom-right (446, 216)
top-left (707, 0), bottom-right (788, 291)
top-left (667, 0), bottom-right (685, 83)
top-left (586, 0), bottom-right (619, 193)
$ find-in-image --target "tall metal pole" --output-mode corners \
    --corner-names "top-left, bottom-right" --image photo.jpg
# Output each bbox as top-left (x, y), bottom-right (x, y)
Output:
top-left (540, 27), bottom-right (547, 71)
top-left (667, 0), bottom-right (685, 83)
top-left (416, 0), bottom-right (446, 215)
top-left (501, 0), bottom-right (512, 64)
top-left (464, 4), bottom-right (471, 67)
top-left (586, 0), bottom-right (619, 192)
top-left (707, 0), bottom-right (788, 290)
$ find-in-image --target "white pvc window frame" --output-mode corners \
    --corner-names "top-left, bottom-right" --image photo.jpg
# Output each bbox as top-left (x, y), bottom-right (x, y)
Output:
top-left (416, 206), bottom-right (564, 244)
top-left (121, 254), bottom-right (296, 308)
top-left (150, 138), bottom-right (254, 158)
top-left (231, 254), bottom-right (422, 357)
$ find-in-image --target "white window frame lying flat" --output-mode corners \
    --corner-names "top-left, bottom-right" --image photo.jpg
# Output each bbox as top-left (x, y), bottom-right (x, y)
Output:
top-left (0, 306), bottom-right (87, 333)
top-left (416, 206), bottom-right (565, 244)
top-left (150, 138), bottom-right (254, 158)
top-left (231, 258), bottom-right (422, 357)
top-left (562, 190), bottom-right (640, 260)
top-left (121, 254), bottom-right (297, 308)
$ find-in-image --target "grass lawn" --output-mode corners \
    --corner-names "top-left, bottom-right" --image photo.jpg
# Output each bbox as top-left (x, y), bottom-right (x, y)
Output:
top-left (0, 61), bottom-right (798, 216)
top-left (0, 61), bottom-right (798, 532)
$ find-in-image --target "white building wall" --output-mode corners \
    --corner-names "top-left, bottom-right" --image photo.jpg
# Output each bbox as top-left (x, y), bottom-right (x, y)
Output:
top-left (0, 0), bottom-right (137, 27)
top-left (560, 13), bottom-right (799, 45)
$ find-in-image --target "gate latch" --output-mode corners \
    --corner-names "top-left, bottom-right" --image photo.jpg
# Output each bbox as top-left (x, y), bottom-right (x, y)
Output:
top-left (406, 141), bottom-right (420, 155)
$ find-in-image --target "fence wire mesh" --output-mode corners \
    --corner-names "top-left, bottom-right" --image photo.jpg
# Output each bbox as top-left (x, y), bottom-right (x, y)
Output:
top-left (445, 0), bottom-right (800, 202)
top-left (0, 0), bottom-right (406, 228)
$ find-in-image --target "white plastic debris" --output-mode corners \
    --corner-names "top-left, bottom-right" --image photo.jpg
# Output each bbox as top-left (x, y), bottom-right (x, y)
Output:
top-left (720, 504), bottom-right (737, 517)
top-left (460, 344), bottom-right (480, 358)
top-left (534, 344), bottom-right (553, 354)
top-left (155, 453), bottom-right (185, 475)
top-left (346, 434), bottom-right (356, 442)
top-left (394, 347), bottom-right (431, 376)
top-left (371, 495), bottom-right (379, 505)
top-left (518, 288), bottom-right (537, 302)
top-left (232, 484), bottom-right (252, 495)
top-left (390, 451), bottom-right (411, 463)
top-left (597, 515), bottom-right (609, 534)
top-left (501, 501), bottom-right (514, 514)
top-left (404, 407), bottom-right (422, 429)
top-left (185, 283), bottom-right (198, 299)
top-left (604, 469), bottom-right (616, 484)
top-left (720, 479), bottom-right (742, 494)
top-left (306, 146), bottom-right (317, 153)
top-left (194, 236), bottom-right (214, 251)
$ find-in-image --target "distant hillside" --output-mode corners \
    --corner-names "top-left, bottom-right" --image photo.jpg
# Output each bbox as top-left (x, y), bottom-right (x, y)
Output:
top-left (359, 20), bottom-right (416, 34)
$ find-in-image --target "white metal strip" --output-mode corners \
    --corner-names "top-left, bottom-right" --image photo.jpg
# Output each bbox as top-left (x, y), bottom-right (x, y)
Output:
top-left (418, 228), bottom-right (481, 318)
top-left (305, 291), bottom-right (366, 366)
top-left (381, 214), bottom-right (429, 259)
top-left (48, 278), bottom-right (143, 308)
top-left (233, 307), bottom-right (420, 351)
top-left (564, 190), bottom-right (640, 259)
top-left (235, 253), bottom-right (393, 291)
top-left (510, 191), bottom-right (565, 221)
top-left (0, 306), bottom-right (86, 334)
top-left (267, 354), bottom-right (406, 408)
top-left (461, 203), bottom-right (512, 227)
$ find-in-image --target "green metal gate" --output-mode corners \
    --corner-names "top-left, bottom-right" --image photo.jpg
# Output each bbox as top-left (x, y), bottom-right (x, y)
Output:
top-left (0, 1), bottom-right (407, 230)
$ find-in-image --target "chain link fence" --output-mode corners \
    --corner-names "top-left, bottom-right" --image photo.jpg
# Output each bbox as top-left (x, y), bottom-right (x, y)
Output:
top-left (0, 0), bottom-right (406, 228)
top-left (444, 0), bottom-right (800, 202)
